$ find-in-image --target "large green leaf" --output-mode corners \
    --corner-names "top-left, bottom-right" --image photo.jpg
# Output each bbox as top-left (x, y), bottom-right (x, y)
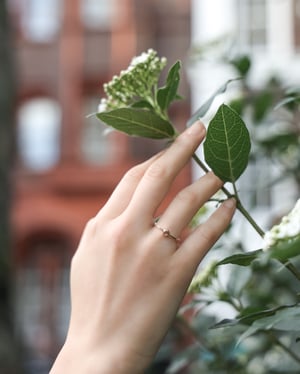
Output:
top-left (204, 104), bottom-right (251, 182)
top-left (157, 61), bottom-right (181, 112)
top-left (97, 107), bottom-right (175, 139)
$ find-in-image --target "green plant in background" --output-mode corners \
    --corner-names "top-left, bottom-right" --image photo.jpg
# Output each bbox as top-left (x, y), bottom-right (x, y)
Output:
top-left (96, 50), bottom-right (300, 373)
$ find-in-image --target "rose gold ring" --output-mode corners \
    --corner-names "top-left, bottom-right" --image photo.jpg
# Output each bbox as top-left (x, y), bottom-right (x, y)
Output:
top-left (154, 220), bottom-right (181, 247)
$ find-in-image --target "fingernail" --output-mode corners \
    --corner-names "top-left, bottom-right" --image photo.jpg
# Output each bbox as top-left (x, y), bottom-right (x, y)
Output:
top-left (223, 198), bottom-right (236, 209)
top-left (187, 121), bottom-right (206, 136)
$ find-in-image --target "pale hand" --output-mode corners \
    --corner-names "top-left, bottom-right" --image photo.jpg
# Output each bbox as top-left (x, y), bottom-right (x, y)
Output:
top-left (50, 121), bottom-right (236, 374)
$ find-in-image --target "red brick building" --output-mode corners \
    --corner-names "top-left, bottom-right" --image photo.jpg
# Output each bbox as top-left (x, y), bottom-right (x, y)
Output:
top-left (8, 0), bottom-right (191, 369)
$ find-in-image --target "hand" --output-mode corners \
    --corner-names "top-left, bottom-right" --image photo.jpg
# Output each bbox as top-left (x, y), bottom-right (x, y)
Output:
top-left (50, 121), bottom-right (236, 374)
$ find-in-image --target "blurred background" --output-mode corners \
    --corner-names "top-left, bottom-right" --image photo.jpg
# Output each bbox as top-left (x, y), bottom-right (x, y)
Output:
top-left (1, 0), bottom-right (300, 373)
top-left (1, 0), bottom-right (191, 373)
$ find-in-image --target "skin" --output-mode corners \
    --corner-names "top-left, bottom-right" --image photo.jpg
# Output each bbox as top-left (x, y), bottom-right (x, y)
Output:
top-left (50, 121), bottom-right (236, 374)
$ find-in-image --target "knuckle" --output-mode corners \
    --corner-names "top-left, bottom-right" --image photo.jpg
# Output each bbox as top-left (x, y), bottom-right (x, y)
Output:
top-left (83, 215), bottom-right (106, 237)
top-left (177, 187), bottom-right (198, 206)
top-left (145, 162), bottom-right (169, 180)
top-left (125, 164), bottom-right (145, 181)
top-left (198, 226), bottom-right (218, 246)
top-left (109, 217), bottom-right (132, 249)
top-left (84, 217), bottom-right (97, 234)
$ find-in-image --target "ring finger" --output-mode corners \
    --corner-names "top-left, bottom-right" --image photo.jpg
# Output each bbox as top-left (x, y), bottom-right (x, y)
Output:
top-left (155, 172), bottom-right (223, 240)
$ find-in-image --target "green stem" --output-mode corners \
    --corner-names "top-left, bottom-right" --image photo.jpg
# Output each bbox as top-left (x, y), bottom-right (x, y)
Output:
top-left (236, 199), bottom-right (265, 238)
top-left (192, 152), bottom-right (300, 283)
top-left (192, 153), bottom-right (265, 238)
top-left (282, 261), bottom-right (300, 282)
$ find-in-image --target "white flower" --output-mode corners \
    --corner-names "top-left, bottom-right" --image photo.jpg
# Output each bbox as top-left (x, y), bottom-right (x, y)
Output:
top-left (263, 199), bottom-right (300, 250)
top-left (131, 51), bottom-right (150, 66)
top-left (98, 98), bottom-right (108, 113)
top-left (96, 49), bottom-right (168, 113)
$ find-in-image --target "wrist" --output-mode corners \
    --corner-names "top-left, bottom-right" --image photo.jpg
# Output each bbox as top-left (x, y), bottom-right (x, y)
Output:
top-left (50, 342), bottom-right (112, 374)
top-left (50, 339), bottom-right (146, 374)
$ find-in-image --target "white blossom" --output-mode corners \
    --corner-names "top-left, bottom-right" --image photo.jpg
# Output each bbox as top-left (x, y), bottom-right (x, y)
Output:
top-left (97, 49), bottom-right (167, 113)
top-left (263, 199), bottom-right (300, 250)
top-left (131, 51), bottom-right (150, 66)
top-left (98, 98), bottom-right (108, 113)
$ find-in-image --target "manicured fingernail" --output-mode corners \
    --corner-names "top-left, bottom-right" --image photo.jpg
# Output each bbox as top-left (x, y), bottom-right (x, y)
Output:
top-left (223, 198), bottom-right (236, 208)
top-left (187, 121), bottom-right (206, 135)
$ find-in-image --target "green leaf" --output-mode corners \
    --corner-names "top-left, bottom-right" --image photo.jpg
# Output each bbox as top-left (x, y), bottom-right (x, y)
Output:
top-left (212, 304), bottom-right (299, 329)
top-left (217, 250), bottom-right (262, 266)
top-left (259, 133), bottom-right (298, 152)
top-left (187, 78), bottom-right (242, 126)
top-left (252, 90), bottom-right (274, 123)
top-left (204, 104), bottom-right (251, 182)
top-left (269, 236), bottom-right (300, 261)
top-left (97, 108), bottom-right (175, 139)
top-left (131, 100), bottom-right (154, 110)
top-left (230, 55), bottom-right (251, 77)
top-left (274, 96), bottom-right (300, 110)
top-left (157, 61), bottom-right (181, 112)
top-left (237, 305), bottom-right (300, 344)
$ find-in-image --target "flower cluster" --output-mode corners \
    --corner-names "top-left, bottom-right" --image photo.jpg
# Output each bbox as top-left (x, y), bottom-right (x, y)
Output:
top-left (263, 199), bottom-right (300, 249)
top-left (98, 49), bottom-right (167, 112)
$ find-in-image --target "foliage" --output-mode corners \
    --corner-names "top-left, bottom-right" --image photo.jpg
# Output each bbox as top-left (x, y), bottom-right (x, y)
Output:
top-left (96, 50), bottom-right (300, 372)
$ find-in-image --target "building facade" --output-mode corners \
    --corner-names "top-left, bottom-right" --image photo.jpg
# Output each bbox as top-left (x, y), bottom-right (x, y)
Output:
top-left (8, 0), bottom-right (191, 370)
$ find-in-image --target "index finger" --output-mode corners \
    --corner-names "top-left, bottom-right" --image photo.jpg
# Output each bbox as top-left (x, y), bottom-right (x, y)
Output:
top-left (127, 121), bottom-right (206, 217)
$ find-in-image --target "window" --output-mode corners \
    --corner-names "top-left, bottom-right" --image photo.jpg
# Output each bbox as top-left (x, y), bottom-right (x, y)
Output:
top-left (81, 97), bottom-right (114, 164)
top-left (15, 236), bottom-right (71, 371)
top-left (17, 98), bottom-right (61, 171)
top-left (20, 0), bottom-right (62, 42)
top-left (80, 0), bottom-right (115, 30)
top-left (238, 0), bottom-right (267, 50)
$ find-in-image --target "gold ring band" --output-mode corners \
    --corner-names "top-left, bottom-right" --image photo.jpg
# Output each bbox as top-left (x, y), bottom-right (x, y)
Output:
top-left (154, 220), bottom-right (181, 246)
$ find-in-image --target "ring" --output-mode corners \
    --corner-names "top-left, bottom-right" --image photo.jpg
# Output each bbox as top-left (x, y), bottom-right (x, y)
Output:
top-left (154, 219), bottom-right (181, 247)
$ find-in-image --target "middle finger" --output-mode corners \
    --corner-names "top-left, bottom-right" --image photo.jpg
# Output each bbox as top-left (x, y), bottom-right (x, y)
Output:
top-left (127, 121), bottom-right (206, 218)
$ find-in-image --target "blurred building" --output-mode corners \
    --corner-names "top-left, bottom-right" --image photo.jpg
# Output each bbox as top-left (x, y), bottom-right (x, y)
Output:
top-left (191, 0), bottom-right (300, 251)
top-left (8, 0), bottom-right (191, 371)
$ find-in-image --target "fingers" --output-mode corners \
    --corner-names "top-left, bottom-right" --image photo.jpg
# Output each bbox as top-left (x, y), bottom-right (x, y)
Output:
top-left (173, 198), bottom-right (236, 274)
top-left (127, 121), bottom-right (206, 217)
top-left (156, 172), bottom-right (223, 238)
top-left (100, 153), bottom-right (163, 218)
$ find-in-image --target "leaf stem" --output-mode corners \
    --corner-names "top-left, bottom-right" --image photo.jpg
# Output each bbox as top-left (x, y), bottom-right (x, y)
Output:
top-left (282, 261), bottom-right (300, 282)
top-left (192, 153), bottom-right (300, 283)
top-left (236, 199), bottom-right (265, 238)
top-left (192, 153), bottom-right (265, 238)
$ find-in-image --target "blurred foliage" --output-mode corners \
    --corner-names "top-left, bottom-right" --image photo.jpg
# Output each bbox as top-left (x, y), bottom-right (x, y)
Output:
top-left (228, 55), bottom-right (300, 188)
top-left (164, 53), bottom-right (300, 373)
